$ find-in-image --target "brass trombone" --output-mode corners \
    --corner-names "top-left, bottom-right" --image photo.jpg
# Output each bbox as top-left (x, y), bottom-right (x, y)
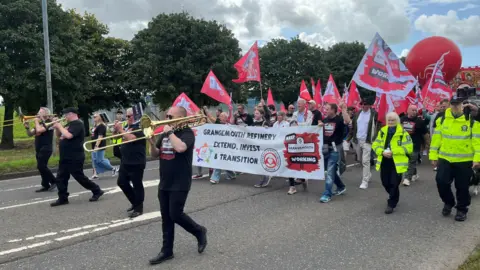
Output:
top-left (83, 114), bottom-right (208, 152)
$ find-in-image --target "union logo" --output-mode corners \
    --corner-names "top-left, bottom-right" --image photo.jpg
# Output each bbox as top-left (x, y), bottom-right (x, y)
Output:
top-left (195, 143), bottom-right (213, 163)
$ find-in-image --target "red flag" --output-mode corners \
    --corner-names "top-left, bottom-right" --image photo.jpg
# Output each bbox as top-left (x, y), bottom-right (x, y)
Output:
top-left (232, 41), bottom-right (261, 83)
top-left (201, 70), bottom-right (231, 105)
top-left (313, 79), bottom-right (322, 107)
top-left (280, 103), bottom-right (287, 112)
top-left (267, 88), bottom-right (275, 106)
top-left (155, 93), bottom-right (200, 134)
top-left (352, 33), bottom-right (417, 98)
top-left (347, 81), bottom-right (362, 111)
top-left (323, 74), bottom-right (341, 104)
top-left (299, 80), bottom-right (312, 101)
top-left (421, 52), bottom-right (453, 112)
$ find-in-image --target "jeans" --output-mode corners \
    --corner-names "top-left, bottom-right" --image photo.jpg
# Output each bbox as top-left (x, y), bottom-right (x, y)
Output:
top-left (210, 169), bottom-right (235, 182)
top-left (36, 150), bottom-right (55, 188)
top-left (323, 150), bottom-right (345, 197)
top-left (158, 190), bottom-right (203, 254)
top-left (91, 150), bottom-right (113, 174)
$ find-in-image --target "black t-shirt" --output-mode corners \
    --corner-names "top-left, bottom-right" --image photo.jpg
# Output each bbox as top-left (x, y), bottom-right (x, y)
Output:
top-left (91, 124), bottom-right (107, 149)
top-left (35, 121), bottom-right (53, 153)
top-left (311, 110), bottom-right (323, 126)
top-left (120, 123), bottom-right (146, 165)
top-left (400, 116), bottom-right (427, 151)
top-left (234, 113), bottom-right (253, 126)
top-left (323, 115), bottom-right (345, 146)
top-left (215, 118), bottom-right (221, 124)
top-left (59, 120), bottom-right (85, 161)
top-left (252, 119), bottom-right (266, 127)
top-left (156, 128), bottom-right (195, 191)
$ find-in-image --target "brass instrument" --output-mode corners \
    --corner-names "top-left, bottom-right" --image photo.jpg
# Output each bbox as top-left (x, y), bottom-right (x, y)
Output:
top-left (107, 121), bottom-right (126, 128)
top-left (83, 114), bottom-right (208, 152)
top-left (45, 117), bottom-right (67, 128)
top-left (1, 114), bottom-right (56, 127)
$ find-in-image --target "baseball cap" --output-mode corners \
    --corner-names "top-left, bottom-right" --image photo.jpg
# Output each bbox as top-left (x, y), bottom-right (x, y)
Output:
top-left (62, 107), bottom-right (79, 115)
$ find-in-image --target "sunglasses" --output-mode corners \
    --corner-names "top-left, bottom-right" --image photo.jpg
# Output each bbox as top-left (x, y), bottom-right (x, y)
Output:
top-left (166, 115), bottom-right (173, 120)
top-left (126, 115), bottom-right (133, 118)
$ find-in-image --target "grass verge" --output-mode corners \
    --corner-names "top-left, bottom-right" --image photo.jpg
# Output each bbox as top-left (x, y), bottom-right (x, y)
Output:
top-left (0, 106), bottom-right (30, 139)
top-left (459, 246), bottom-right (480, 270)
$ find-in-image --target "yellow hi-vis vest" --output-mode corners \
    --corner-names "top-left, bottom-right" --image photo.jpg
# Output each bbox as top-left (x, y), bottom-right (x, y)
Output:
top-left (429, 108), bottom-right (480, 163)
top-left (372, 124), bottom-right (413, 173)
top-left (111, 122), bottom-right (128, 145)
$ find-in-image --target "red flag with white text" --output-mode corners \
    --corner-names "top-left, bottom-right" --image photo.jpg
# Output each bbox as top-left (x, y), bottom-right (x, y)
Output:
top-left (420, 53), bottom-right (453, 112)
top-left (201, 70), bottom-right (232, 105)
top-left (299, 80), bottom-right (312, 101)
top-left (267, 88), bottom-right (275, 106)
top-left (323, 74), bottom-right (341, 104)
top-left (352, 33), bottom-right (417, 98)
top-left (155, 93), bottom-right (200, 134)
top-left (232, 41), bottom-right (261, 83)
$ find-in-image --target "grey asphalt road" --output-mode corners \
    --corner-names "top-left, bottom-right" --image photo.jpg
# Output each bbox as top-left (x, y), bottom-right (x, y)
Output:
top-left (0, 157), bottom-right (479, 270)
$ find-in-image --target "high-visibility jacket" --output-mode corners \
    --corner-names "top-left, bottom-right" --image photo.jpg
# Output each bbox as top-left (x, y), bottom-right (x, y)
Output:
top-left (429, 108), bottom-right (480, 163)
top-left (372, 124), bottom-right (413, 173)
top-left (111, 122), bottom-right (128, 145)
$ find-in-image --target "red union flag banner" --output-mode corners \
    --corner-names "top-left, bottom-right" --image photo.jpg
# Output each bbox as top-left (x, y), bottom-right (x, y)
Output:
top-left (232, 41), bottom-right (261, 83)
top-left (353, 33), bottom-right (417, 98)
top-left (421, 52), bottom-right (453, 112)
top-left (200, 70), bottom-right (231, 105)
top-left (192, 124), bottom-right (325, 180)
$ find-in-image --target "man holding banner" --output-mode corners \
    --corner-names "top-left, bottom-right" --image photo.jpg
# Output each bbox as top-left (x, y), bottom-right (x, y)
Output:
top-left (318, 101), bottom-right (351, 203)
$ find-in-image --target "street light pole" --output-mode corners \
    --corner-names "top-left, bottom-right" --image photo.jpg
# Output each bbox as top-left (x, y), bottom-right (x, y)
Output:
top-left (41, 0), bottom-right (55, 154)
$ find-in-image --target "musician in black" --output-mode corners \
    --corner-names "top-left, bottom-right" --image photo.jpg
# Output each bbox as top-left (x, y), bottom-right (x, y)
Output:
top-left (50, 107), bottom-right (105, 207)
top-left (149, 106), bottom-right (207, 265)
top-left (115, 108), bottom-right (146, 218)
top-left (25, 107), bottom-right (56, 192)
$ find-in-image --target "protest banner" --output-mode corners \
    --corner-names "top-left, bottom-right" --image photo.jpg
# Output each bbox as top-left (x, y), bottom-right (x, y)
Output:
top-left (192, 124), bottom-right (325, 180)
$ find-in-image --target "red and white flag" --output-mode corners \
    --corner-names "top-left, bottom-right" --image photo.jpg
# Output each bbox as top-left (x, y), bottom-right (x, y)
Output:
top-left (313, 79), bottom-right (322, 107)
top-left (421, 52), bottom-right (453, 112)
top-left (232, 41), bottom-right (261, 83)
top-left (201, 70), bottom-right (231, 105)
top-left (352, 33), bottom-right (417, 98)
top-left (375, 90), bottom-right (417, 124)
top-left (323, 74), bottom-right (341, 104)
top-left (347, 81), bottom-right (362, 111)
top-left (172, 93), bottom-right (200, 115)
top-left (299, 80), bottom-right (312, 101)
top-left (267, 88), bottom-right (275, 106)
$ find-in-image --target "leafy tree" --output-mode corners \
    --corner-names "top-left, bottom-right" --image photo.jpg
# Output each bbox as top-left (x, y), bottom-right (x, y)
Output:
top-left (257, 37), bottom-right (329, 106)
top-left (127, 12), bottom-right (242, 109)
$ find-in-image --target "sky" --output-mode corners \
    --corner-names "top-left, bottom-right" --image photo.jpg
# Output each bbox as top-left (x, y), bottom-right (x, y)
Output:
top-left (57, 0), bottom-right (480, 67)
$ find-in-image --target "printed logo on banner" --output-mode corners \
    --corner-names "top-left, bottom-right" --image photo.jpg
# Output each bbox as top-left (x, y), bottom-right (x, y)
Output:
top-left (283, 132), bottom-right (321, 172)
top-left (261, 148), bottom-right (281, 172)
top-left (195, 143), bottom-right (214, 163)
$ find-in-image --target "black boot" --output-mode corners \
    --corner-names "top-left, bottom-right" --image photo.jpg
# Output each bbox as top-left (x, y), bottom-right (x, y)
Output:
top-left (50, 199), bottom-right (69, 207)
top-left (149, 252), bottom-right (174, 265)
top-left (197, 226), bottom-right (207, 254)
top-left (128, 205), bottom-right (143, 218)
top-left (384, 206), bottom-right (394, 214)
top-left (455, 211), bottom-right (467, 222)
top-left (442, 204), bottom-right (453, 216)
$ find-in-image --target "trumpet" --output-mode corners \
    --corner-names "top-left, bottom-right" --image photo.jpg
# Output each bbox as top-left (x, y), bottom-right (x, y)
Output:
top-left (83, 114), bottom-right (208, 152)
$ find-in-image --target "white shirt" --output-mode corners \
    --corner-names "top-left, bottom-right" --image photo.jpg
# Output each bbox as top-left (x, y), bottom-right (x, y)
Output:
top-left (356, 110), bottom-right (371, 140)
top-left (273, 120), bottom-right (290, 128)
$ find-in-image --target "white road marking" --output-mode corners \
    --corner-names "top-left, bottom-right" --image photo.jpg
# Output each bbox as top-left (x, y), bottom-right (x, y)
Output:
top-left (1, 212), bottom-right (161, 257)
top-left (0, 185), bottom-right (42, 192)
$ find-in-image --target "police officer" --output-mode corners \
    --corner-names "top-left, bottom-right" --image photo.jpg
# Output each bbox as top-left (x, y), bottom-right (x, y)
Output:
top-left (430, 95), bottom-right (480, 221)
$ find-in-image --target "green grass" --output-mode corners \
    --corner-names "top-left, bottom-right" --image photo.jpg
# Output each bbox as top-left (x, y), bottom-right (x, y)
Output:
top-left (459, 246), bottom-right (480, 270)
top-left (0, 106), bottom-right (31, 139)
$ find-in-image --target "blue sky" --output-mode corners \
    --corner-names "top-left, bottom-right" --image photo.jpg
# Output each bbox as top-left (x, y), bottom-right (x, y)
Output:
top-left (278, 1), bottom-right (480, 67)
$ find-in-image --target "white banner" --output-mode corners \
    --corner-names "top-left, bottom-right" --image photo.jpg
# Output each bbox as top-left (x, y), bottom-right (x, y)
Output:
top-left (192, 124), bottom-right (325, 180)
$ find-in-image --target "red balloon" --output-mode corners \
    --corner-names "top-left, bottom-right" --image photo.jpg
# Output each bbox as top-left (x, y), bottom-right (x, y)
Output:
top-left (405, 36), bottom-right (462, 87)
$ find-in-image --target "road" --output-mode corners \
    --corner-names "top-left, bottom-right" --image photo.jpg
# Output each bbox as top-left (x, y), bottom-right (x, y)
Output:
top-left (0, 158), bottom-right (479, 270)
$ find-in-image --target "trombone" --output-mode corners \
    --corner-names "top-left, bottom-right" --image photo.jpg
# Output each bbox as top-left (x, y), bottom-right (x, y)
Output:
top-left (45, 117), bottom-right (67, 128)
top-left (83, 114), bottom-right (208, 152)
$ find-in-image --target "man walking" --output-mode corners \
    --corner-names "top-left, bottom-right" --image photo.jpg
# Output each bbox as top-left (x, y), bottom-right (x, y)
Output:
top-left (149, 106), bottom-right (207, 265)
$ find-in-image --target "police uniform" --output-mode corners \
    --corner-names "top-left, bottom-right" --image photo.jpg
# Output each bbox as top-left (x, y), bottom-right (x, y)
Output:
top-left (429, 97), bottom-right (480, 221)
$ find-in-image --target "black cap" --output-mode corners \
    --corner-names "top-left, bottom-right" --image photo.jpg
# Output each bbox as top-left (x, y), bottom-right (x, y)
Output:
top-left (450, 94), bottom-right (465, 104)
top-left (62, 107), bottom-right (79, 115)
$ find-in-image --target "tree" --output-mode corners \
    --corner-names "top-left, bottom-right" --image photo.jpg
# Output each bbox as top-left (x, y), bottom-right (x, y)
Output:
top-left (258, 37), bottom-right (329, 105)
top-left (127, 12), bottom-right (242, 109)
top-left (324, 41), bottom-right (367, 95)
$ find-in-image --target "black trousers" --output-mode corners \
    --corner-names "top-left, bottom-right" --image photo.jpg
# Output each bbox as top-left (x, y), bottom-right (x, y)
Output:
top-left (380, 159), bottom-right (402, 208)
top-left (158, 189), bottom-right (203, 254)
top-left (36, 150), bottom-right (55, 188)
top-left (117, 164), bottom-right (145, 210)
top-left (436, 159), bottom-right (472, 212)
top-left (56, 160), bottom-right (102, 201)
top-left (113, 145), bottom-right (122, 160)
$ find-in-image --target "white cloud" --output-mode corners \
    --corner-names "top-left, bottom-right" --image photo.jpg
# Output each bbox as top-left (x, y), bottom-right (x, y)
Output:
top-left (414, 10), bottom-right (480, 46)
top-left (459, 3), bottom-right (479, 11)
top-left (400, 49), bottom-right (410, 57)
top-left (57, 0), bottom-right (412, 52)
